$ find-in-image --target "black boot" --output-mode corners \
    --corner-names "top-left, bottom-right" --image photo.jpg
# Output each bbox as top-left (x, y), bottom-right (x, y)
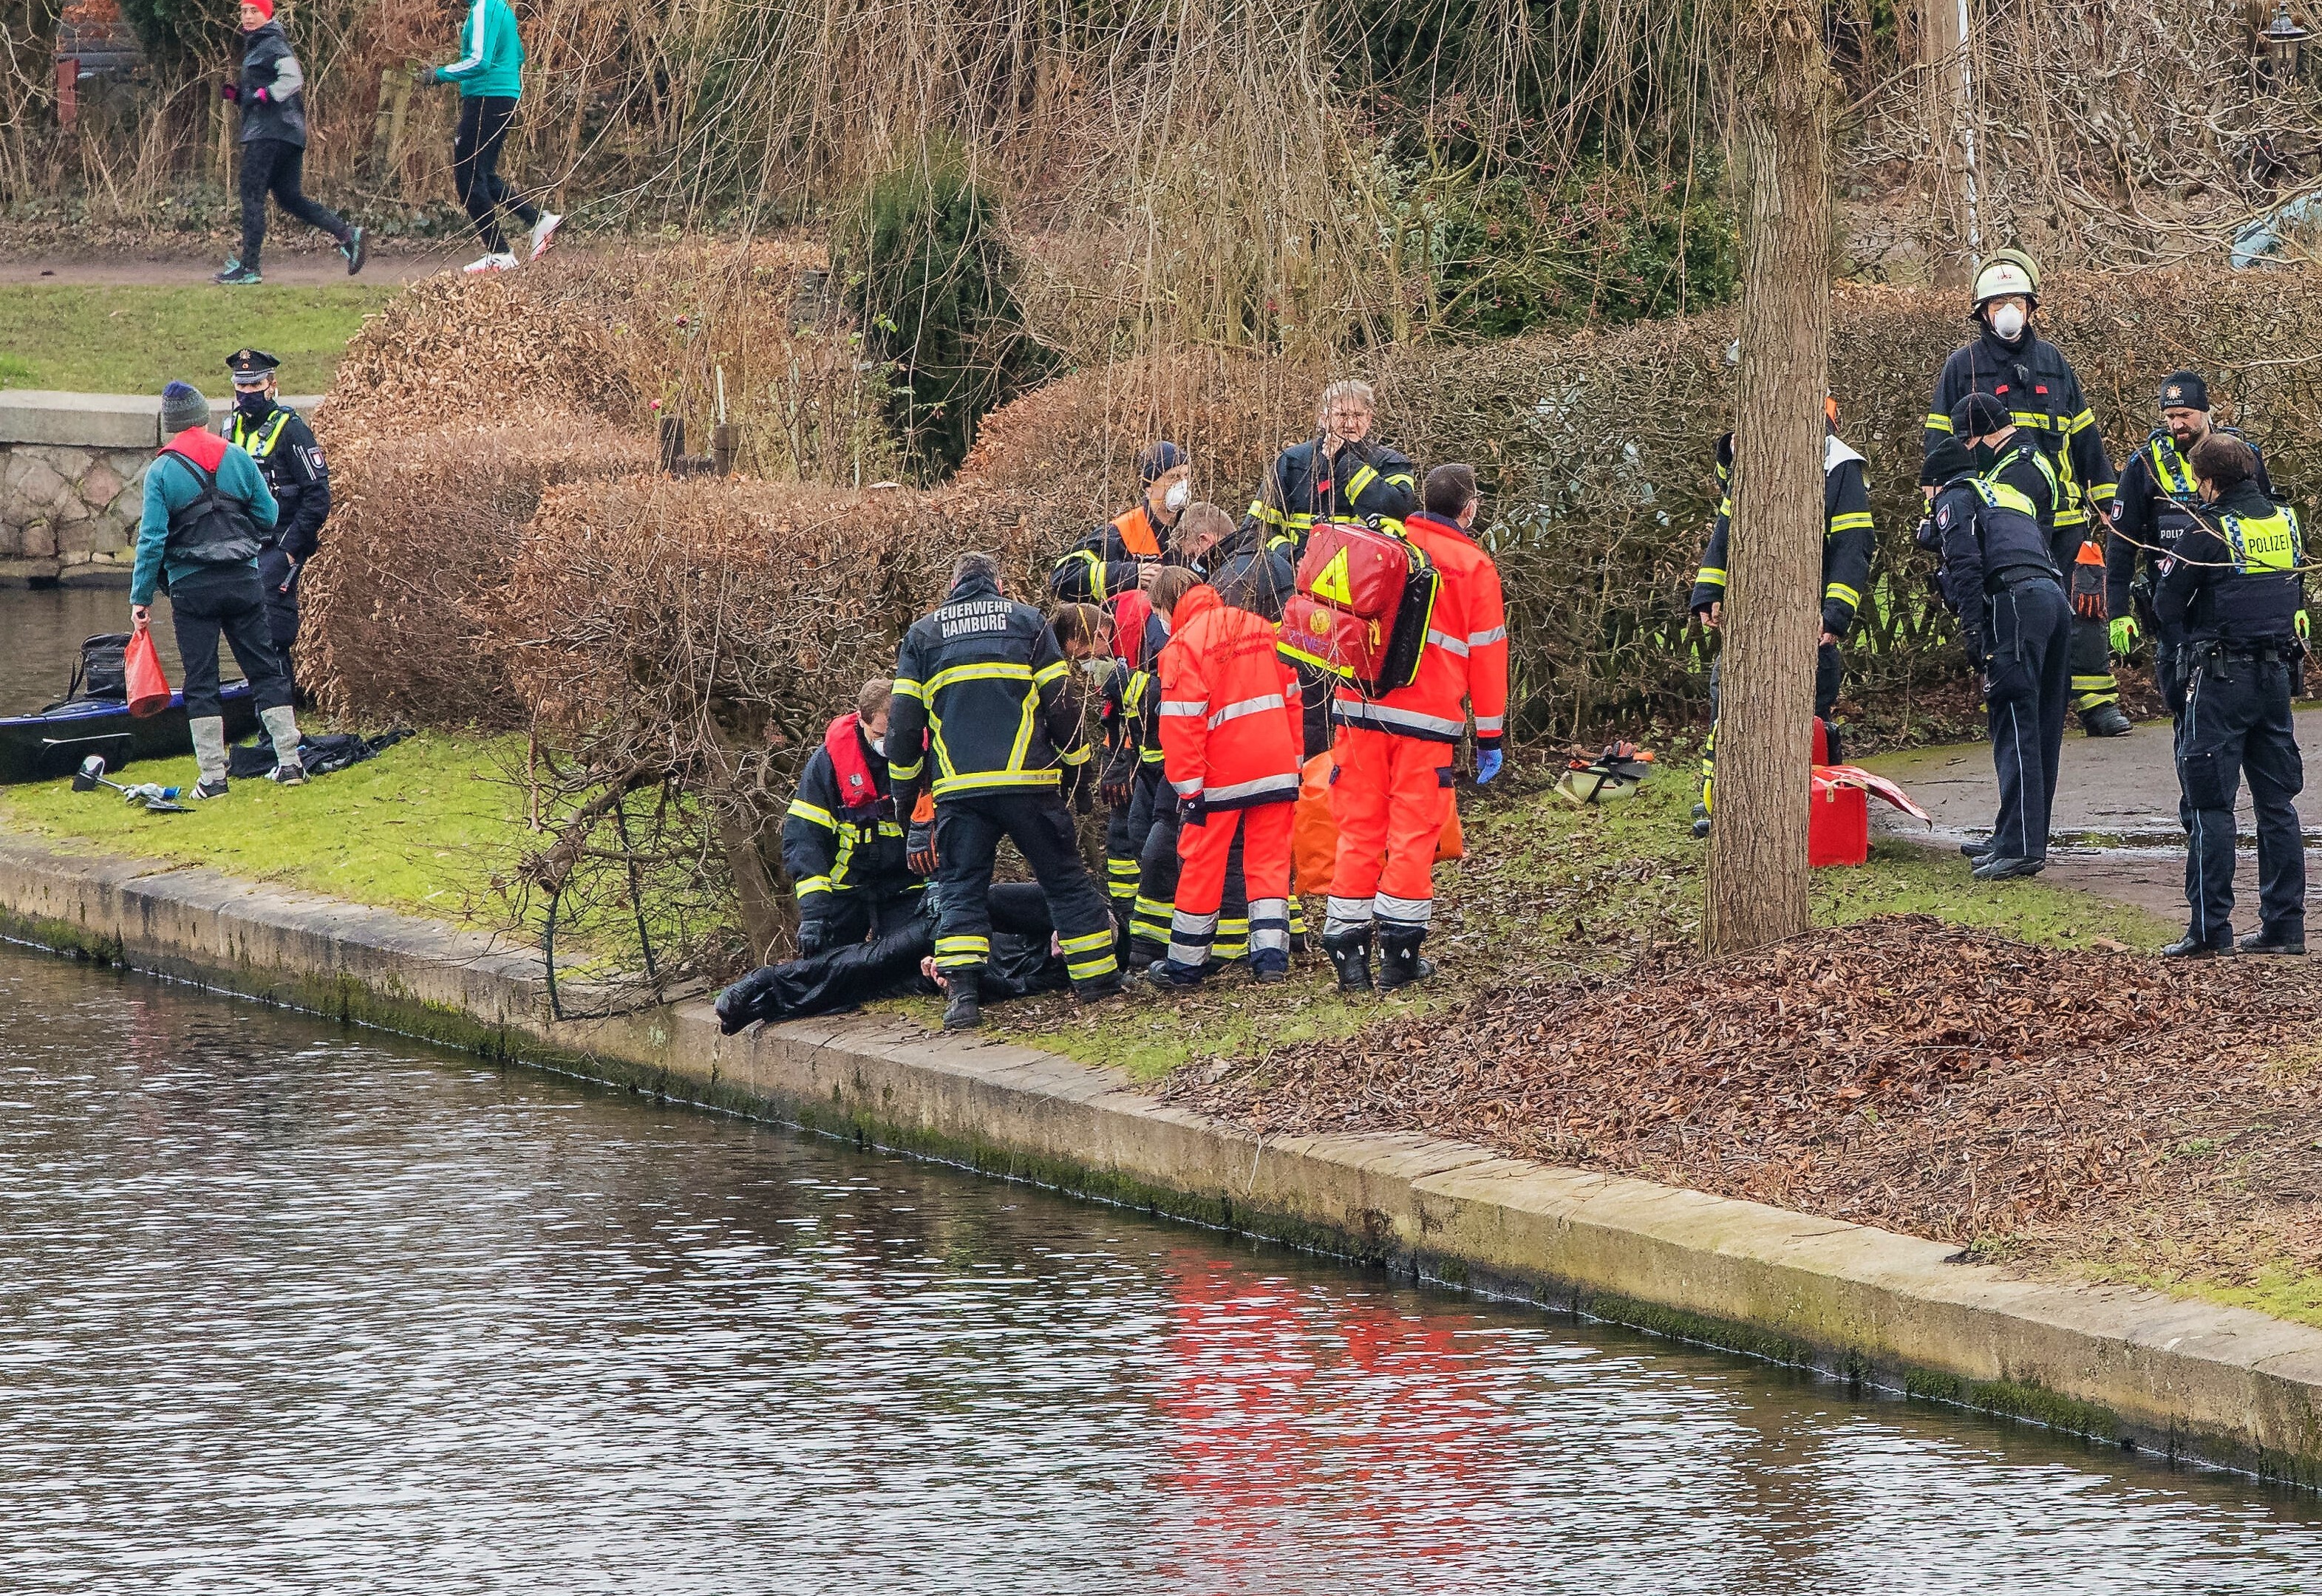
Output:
top-left (1323, 927), bottom-right (1374, 993)
top-left (1376, 926), bottom-right (1434, 992)
top-left (942, 969), bottom-right (984, 1031)
top-left (2080, 703), bottom-right (2134, 737)
top-left (714, 966), bottom-right (786, 1034)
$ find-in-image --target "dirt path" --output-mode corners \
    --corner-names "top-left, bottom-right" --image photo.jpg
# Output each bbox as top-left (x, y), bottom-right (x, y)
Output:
top-left (1863, 705), bottom-right (2322, 931)
top-left (0, 241), bottom-right (549, 287)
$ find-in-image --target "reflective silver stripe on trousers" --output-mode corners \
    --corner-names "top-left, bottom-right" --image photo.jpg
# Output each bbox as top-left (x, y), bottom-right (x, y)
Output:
top-left (1209, 692), bottom-right (1285, 728)
top-left (1324, 895), bottom-right (1372, 935)
top-left (1425, 629), bottom-right (1470, 657)
top-left (1375, 891), bottom-right (1432, 927)
top-left (1248, 896), bottom-right (1290, 952)
top-left (1167, 907), bottom-right (1218, 966)
top-left (1335, 702), bottom-right (1468, 737)
top-left (1201, 772), bottom-right (1298, 804)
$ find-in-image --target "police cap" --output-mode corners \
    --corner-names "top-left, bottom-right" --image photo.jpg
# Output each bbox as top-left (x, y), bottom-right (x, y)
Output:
top-left (2158, 370), bottom-right (2210, 413)
top-left (225, 347), bottom-right (281, 385)
top-left (1949, 392), bottom-right (2012, 440)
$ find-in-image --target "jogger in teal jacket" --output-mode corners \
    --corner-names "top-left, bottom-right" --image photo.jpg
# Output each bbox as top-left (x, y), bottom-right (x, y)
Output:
top-left (433, 0), bottom-right (560, 271)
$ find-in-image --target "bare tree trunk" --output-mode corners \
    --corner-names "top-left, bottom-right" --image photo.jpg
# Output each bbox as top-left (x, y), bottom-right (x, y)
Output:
top-left (1921, 0), bottom-right (1979, 287)
top-left (1703, 0), bottom-right (1834, 957)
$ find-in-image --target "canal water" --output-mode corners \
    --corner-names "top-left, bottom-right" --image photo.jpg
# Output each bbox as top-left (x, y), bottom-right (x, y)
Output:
top-left (4, 942), bottom-right (2321, 1594)
top-left (0, 584), bottom-right (209, 717)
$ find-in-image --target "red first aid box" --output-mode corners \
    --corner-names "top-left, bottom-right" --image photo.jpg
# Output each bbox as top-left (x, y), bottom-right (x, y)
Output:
top-left (1808, 769), bottom-right (1869, 867)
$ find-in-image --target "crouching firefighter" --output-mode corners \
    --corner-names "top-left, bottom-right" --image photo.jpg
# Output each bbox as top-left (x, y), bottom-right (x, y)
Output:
top-left (1145, 570), bottom-right (1305, 989)
top-left (781, 677), bottom-right (923, 955)
top-left (1687, 400), bottom-right (1873, 834)
top-left (1924, 437), bottom-right (2069, 881)
top-left (2108, 371), bottom-right (2275, 719)
top-left (2154, 432), bottom-right (2308, 958)
top-left (1319, 464), bottom-right (1508, 992)
top-left (887, 551), bottom-right (1125, 1030)
top-left (222, 346), bottom-right (328, 689)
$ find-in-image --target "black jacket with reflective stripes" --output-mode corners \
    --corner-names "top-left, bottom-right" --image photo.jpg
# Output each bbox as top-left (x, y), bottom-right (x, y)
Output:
top-left (1247, 437), bottom-right (1417, 559)
top-left (2108, 429), bottom-right (2271, 622)
top-left (1931, 473), bottom-right (2060, 663)
top-left (1921, 327), bottom-right (2116, 532)
top-left (1049, 502), bottom-right (1188, 604)
top-left (1197, 520), bottom-right (1296, 621)
top-left (887, 572), bottom-right (1086, 808)
top-left (781, 732), bottom-right (918, 930)
top-left (2156, 480), bottom-right (2306, 648)
top-left (1688, 432), bottom-right (1875, 638)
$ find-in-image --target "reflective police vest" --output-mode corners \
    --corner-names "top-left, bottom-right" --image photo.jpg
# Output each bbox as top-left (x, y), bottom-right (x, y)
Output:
top-left (2141, 432), bottom-right (2204, 541)
top-left (2202, 505), bottom-right (2306, 643)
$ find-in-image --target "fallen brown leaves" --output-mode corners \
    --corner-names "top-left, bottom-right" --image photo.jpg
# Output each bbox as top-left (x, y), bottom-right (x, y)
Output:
top-left (1165, 915), bottom-right (2322, 1278)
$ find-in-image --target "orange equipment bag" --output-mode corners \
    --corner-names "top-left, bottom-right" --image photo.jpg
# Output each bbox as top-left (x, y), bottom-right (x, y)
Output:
top-left (1278, 520), bottom-right (1440, 696)
top-left (1290, 749), bottom-right (1463, 896)
top-left (123, 627), bottom-right (172, 719)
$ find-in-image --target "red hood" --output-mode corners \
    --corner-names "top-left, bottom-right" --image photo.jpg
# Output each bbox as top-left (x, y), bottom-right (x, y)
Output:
top-left (163, 426), bottom-right (229, 471)
top-left (823, 713), bottom-right (884, 811)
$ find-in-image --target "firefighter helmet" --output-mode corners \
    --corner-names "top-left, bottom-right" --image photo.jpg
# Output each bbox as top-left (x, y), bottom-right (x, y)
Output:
top-left (1971, 248), bottom-right (2041, 309)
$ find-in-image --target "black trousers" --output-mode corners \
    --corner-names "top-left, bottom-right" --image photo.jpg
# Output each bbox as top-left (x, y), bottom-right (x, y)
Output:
top-left (1984, 579), bottom-right (2072, 861)
top-left (453, 95), bottom-right (538, 255)
top-left (168, 565), bottom-right (293, 720)
top-left (932, 790), bottom-right (1118, 987)
top-left (800, 884), bottom-right (925, 957)
top-left (237, 138), bottom-right (347, 270)
top-left (2177, 653), bottom-right (2306, 946)
top-left (256, 546), bottom-right (300, 653)
top-left (718, 884), bottom-right (1055, 1029)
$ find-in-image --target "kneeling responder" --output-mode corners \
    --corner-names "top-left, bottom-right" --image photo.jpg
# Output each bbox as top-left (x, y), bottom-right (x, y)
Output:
top-left (1145, 570), bottom-right (1304, 989)
top-left (222, 347), bottom-right (328, 693)
top-left (1051, 440), bottom-right (1193, 605)
top-left (2154, 433), bottom-right (2308, 958)
top-left (2108, 372), bottom-right (2275, 719)
top-left (1050, 603), bottom-right (1137, 928)
top-left (887, 551), bottom-right (1123, 1029)
top-left (1922, 249), bottom-right (2125, 736)
top-left (782, 677), bottom-right (922, 955)
top-left (1926, 436), bottom-right (2069, 881)
top-left (1324, 464), bottom-right (1508, 992)
top-left (1687, 401), bottom-right (1873, 832)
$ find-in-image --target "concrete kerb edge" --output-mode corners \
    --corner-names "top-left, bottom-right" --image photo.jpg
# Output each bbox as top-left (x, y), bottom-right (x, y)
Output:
top-left (1, 834), bottom-right (2320, 1485)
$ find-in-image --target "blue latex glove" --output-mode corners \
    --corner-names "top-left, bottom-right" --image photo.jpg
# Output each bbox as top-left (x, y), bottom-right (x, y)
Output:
top-left (1474, 748), bottom-right (1503, 785)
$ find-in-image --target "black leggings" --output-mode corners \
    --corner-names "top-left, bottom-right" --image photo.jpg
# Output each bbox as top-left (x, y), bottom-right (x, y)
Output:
top-left (452, 96), bottom-right (539, 255)
top-left (237, 138), bottom-right (346, 270)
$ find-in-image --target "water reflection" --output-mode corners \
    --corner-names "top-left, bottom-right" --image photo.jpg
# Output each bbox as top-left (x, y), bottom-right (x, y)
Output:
top-left (0, 585), bottom-right (216, 715)
top-left (1, 942), bottom-right (2318, 1594)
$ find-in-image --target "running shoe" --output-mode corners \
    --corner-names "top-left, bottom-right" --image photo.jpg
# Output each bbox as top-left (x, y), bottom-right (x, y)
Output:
top-left (462, 252), bottom-right (519, 273)
top-left (211, 261), bottom-right (262, 286)
top-left (528, 211), bottom-right (562, 262)
top-left (341, 225), bottom-right (368, 276)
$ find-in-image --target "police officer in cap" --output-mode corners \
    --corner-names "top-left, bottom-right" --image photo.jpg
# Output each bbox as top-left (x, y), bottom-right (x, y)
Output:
top-left (1922, 249), bottom-right (2127, 737)
top-left (2108, 370), bottom-right (2275, 719)
top-left (2154, 432), bottom-right (2308, 958)
top-left (1925, 434), bottom-right (2071, 881)
top-left (222, 347), bottom-right (329, 689)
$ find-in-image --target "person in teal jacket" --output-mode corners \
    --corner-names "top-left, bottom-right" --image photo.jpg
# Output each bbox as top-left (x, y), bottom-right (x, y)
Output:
top-left (130, 381), bottom-right (306, 797)
top-left (432, 0), bottom-right (559, 273)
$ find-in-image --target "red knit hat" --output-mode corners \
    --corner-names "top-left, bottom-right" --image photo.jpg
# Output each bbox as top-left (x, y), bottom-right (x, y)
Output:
top-left (245, 0), bottom-right (275, 20)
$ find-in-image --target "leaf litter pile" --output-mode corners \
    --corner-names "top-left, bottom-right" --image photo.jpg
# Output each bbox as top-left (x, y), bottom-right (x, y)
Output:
top-left (1166, 915), bottom-right (2322, 1278)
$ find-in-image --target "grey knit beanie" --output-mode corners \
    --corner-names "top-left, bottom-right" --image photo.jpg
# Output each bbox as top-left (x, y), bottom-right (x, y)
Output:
top-left (160, 381), bottom-right (210, 435)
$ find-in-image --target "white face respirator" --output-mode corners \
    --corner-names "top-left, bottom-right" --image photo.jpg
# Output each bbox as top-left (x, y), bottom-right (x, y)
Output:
top-left (868, 734), bottom-right (886, 757)
top-left (1079, 656), bottom-right (1109, 677)
top-left (1990, 304), bottom-right (2026, 342)
top-left (1163, 480), bottom-right (1191, 512)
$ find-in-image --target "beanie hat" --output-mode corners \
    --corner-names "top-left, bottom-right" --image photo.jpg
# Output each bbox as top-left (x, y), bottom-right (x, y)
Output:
top-left (160, 381), bottom-right (210, 435)
top-left (244, 0), bottom-right (275, 20)
top-left (1949, 392), bottom-right (2012, 440)
top-left (1137, 440), bottom-right (1185, 487)
top-left (1924, 437), bottom-right (1977, 486)
top-left (2158, 370), bottom-right (2210, 413)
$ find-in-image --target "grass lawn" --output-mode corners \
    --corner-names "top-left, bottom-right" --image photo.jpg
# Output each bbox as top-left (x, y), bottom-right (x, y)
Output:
top-left (0, 730), bottom-right (530, 921)
top-left (0, 285), bottom-right (398, 395)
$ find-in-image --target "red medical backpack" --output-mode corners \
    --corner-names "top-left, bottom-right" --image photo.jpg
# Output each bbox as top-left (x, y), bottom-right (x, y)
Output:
top-left (1278, 520), bottom-right (1440, 697)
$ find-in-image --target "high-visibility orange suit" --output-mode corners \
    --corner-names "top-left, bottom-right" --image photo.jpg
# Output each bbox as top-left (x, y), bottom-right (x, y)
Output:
top-left (1152, 583), bottom-right (1304, 983)
top-left (1325, 508), bottom-right (1508, 989)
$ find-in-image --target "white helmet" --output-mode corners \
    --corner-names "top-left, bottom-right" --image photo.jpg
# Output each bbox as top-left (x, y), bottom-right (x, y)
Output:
top-left (1970, 248), bottom-right (2040, 309)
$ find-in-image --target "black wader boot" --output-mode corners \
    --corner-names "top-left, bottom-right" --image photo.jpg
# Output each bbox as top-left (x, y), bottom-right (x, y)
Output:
top-left (1376, 926), bottom-right (1434, 992)
top-left (1324, 928), bottom-right (1374, 993)
top-left (943, 969), bottom-right (983, 1031)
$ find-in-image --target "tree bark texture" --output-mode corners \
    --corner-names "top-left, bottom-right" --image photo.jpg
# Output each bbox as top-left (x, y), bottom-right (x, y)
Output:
top-left (1919, 0), bottom-right (1977, 288)
top-left (1703, 0), bottom-right (1834, 956)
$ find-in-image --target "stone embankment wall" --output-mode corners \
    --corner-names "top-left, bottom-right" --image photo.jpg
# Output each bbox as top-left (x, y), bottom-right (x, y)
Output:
top-left (0, 392), bottom-right (321, 586)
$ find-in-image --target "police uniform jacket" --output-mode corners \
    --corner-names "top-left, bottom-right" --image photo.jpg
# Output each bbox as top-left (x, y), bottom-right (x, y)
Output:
top-left (1921, 327), bottom-right (2116, 533)
top-left (1931, 473), bottom-right (2060, 663)
top-left (1248, 437), bottom-right (1417, 558)
top-left (2155, 480), bottom-right (2306, 649)
top-left (782, 715), bottom-right (919, 930)
top-left (1049, 502), bottom-right (1186, 604)
top-left (224, 403), bottom-right (330, 561)
top-left (1196, 520), bottom-right (1296, 621)
top-left (2108, 429), bottom-right (2271, 624)
top-left (1688, 431), bottom-right (1876, 638)
top-left (1981, 433), bottom-right (2063, 547)
top-left (887, 571), bottom-right (1086, 808)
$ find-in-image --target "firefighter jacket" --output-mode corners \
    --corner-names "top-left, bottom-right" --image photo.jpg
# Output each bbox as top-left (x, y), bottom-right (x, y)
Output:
top-left (1104, 607), bottom-right (1173, 788)
top-left (1196, 519), bottom-right (1296, 620)
top-left (1247, 437), bottom-right (1417, 559)
top-left (2108, 429), bottom-right (2272, 624)
top-left (1930, 474), bottom-right (2060, 664)
top-left (224, 402), bottom-right (330, 561)
top-left (1155, 584), bottom-right (1304, 810)
top-left (1921, 326), bottom-right (2116, 533)
top-left (782, 713), bottom-right (917, 927)
top-left (1333, 511), bottom-right (1510, 749)
top-left (887, 571), bottom-right (1086, 807)
top-left (2156, 480), bottom-right (2306, 649)
top-left (1049, 502), bottom-right (1185, 603)
top-left (1688, 430), bottom-right (1876, 638)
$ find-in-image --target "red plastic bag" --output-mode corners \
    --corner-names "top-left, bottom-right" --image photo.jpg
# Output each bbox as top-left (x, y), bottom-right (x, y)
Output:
top-left (124, 627), bottom-right (172, 718)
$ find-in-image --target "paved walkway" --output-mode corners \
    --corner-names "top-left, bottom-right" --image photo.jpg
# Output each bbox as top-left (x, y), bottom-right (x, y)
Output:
top-left (1862, 707), bottom-right (2322, 929)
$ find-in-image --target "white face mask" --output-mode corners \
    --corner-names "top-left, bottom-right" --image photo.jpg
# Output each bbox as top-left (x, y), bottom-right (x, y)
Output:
top-left (1163, 480), bottom-right (1191, 512)
top-left (1990, 304), bottom-right (2026, 342)
top-left (1079, 656), bottom-right (1109, 677)
top-left (868, 735), bottom-right (886, 756)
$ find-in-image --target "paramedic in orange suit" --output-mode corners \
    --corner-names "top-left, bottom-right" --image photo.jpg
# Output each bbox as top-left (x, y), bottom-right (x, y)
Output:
top-left (1324, 463), bottom-right (1509, 994)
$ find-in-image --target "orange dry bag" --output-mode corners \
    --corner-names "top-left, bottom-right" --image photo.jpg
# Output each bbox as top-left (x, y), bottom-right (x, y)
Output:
top-left (124, 627), bottom-right (172, 718)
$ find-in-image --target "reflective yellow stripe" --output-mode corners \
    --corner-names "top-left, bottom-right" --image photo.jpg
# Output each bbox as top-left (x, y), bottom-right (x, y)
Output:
top-left (1828, 512), bottom-right (1873, 533)
top-left (888, 757), bottom-right (924, 780)
top-left (1695, 567), bottom-right (1726, 586)
top-left (929, 769), bottom-right (1060, 796)
top-left (1249, 500), bottom-right (1287, 527)
top-left (2070, 409), bottom-right (2097, 434)
top-left (891, 678), bottom-right (926, 700)
top-left (1032, 659), bottom-right (1068, 686)
top-left (1384, 472), bottom-right (1416, 491)
top-left (1058, 928), bottom-right (1115, 955)
top-left (1926, 412), bottom-right (1954, 432)
top-left (1345, 464), bottom-right (1380, 501)
top-left (2086, 482), bottom-right (2116, 503)
top-left (786, 799), bottom-right (837, 830)
top-left (796, 876), bottom-right (832, 897)
top-left (1059, 743), bottom-right (1091, 766)
top-left (927, 661), bottom-right (1035, 694)
top-left (1824, 582), bottom-right (1862, 607)
top-left (1066, 952), bottom-right (1119, 980)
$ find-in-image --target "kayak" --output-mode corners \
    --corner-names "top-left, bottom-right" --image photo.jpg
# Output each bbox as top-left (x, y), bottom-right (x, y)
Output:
top-left (0, 681), bottom-right (259, 785)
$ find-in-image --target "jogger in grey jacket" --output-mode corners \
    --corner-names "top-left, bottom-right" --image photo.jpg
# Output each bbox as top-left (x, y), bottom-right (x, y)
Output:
top-left (215, 0), bottom-right (367, 285)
